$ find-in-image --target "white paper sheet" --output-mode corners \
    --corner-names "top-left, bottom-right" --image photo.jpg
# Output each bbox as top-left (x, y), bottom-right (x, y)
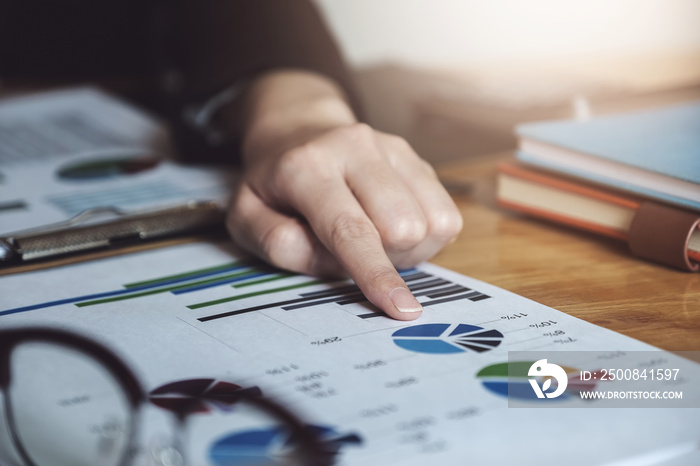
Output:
top-left (0, 242), bottom-right (698, 466)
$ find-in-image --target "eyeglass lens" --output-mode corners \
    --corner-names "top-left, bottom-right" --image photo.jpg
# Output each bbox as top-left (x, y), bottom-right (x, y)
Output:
top-left (6, 341), bottom-right (133, 466)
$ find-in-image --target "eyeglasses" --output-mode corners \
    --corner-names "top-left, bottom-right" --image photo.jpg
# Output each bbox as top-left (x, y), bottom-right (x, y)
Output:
top-left (0, 327), bottom-right (336, 466)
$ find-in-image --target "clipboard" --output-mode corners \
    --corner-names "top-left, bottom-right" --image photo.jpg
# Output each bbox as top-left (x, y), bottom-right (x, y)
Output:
top-left (0, 201), bottom-right (226, 276)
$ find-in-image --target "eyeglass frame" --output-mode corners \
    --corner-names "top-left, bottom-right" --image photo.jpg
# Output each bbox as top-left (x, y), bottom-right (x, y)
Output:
top-left (0, 327), bottom-right (334, 466)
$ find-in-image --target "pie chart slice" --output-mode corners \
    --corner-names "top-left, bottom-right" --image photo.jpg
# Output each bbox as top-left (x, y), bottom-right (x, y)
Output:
top-left (448, 324), bottom-right (484, 336)
top-left (210, 428), bottom-right (284, 466)
top-left (209, 425), bottom-right (362, 466)
top-left (392, 323), bottom-right (504, 354)
top-left (149, 378), bottom-right (262, 414)
top-left (395, 323), bottom-right (453, 337)
top-left (393, 339), bottom-right (464, 354)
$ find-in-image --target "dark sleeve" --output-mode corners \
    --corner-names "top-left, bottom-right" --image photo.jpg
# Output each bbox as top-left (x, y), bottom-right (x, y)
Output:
top-left (167, 0), bottom-right (361, 161)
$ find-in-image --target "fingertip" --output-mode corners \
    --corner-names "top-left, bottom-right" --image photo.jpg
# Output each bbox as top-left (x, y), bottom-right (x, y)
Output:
top-left (348, 265), bottom-right (424, 321)
top-left (389, 287), bottom-right (422, 313)
top-left (390, 308), bottom-right (423, 321)
top-left (387, 287), bottom-right (423, 320)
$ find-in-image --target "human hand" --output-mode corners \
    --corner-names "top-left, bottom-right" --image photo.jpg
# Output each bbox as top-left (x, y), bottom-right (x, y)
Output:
top-left (226, 71), bottom-right (462, 320)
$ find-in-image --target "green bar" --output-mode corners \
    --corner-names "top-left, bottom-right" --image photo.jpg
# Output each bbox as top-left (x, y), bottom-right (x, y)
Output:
top-left (77, 269), bottom-right (259, 307)
top-left (187, 280), bottom-right (324, 310)
top-left (233, 273), bottom-right (294, 288)
top-left (476, 361), bottom-right (533, 378)
top-left (123, 261), bottom-right (245, 288)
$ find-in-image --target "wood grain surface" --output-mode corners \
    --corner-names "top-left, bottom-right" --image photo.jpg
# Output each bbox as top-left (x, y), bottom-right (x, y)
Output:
top-left (434, 153), bottom-right (700, 351)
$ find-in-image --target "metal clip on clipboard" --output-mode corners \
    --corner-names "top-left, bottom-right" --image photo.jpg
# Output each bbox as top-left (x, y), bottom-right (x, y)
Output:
top-left (0, 201), bottom-right (224, 266)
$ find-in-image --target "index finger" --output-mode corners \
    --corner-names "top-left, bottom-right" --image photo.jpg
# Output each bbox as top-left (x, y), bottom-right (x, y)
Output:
top-left (286, 176), bottom-right (423, 320)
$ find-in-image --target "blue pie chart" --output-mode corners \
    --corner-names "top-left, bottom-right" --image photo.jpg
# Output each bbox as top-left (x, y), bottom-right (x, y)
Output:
top-left (392, 323), bottom-right (504, 354)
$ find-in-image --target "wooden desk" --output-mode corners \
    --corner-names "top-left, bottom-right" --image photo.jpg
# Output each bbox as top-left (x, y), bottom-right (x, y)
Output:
top-left (434, 154), bottom-right (700, 351)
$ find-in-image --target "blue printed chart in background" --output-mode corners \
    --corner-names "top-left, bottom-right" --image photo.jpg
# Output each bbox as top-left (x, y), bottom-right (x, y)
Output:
top-left (209, 425), bottom-right (362, 466)
top-left (392, 323), bottom-right (504, 354)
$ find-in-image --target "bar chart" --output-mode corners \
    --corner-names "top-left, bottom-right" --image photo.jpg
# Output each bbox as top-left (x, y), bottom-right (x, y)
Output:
top-left (0, 260), bottom-right (492, 323)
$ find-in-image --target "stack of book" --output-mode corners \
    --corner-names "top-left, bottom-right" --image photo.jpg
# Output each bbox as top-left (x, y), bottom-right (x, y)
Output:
top-left (497, 102), bottom-right (700, 271)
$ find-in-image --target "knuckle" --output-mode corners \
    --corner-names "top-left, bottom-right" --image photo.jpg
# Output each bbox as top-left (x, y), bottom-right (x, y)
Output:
top-left (259, 222), bottom-right (303, 265)
top-left (428, 208), bottom-right (463, 241)
top-left (387, 134), bottom-right (412, 153)
top-left (329, 214), bottom-right (379, 247)
top-left (336, 123), bottom-right (377, 151)
top-left (278, 145), bottom-right (317, 175)
top-left (381, 216), bottom-right (427, 251)
top-left (274, 144), bottom-right (331, 190)
top-left (344, 122), bottom-right (375, 141)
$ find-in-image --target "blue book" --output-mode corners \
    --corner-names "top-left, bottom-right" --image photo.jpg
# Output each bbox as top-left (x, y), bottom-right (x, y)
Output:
top-left (515, 102), bottom-right (700, 211)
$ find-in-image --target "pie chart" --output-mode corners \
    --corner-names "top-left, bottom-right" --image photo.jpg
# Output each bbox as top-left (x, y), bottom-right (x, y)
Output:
top-left (392, 323), bottom-right (504, 354)
top-left (476, 361), bottom-right (598, 401)
top-left (209, 424), bottom-right (362, 466)
top-left (149, 378), bottom-right (262, 415)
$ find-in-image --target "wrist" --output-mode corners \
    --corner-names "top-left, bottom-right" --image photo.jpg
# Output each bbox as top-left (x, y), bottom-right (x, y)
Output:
top-left (241, 70), bottom-right (357, 165)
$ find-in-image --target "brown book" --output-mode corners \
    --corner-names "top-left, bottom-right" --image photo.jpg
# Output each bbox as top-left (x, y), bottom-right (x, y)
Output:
top-left (497, 161), bottom-right (700, 271)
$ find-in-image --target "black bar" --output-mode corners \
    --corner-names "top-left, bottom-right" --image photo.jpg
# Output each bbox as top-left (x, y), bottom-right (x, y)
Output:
top-left (411, 285), bottom-right (459, 298)
top-left (199, 295), bottom-right (325, 322)
top-left (420, 291), bottom-right (483, 307)
top-left (401, 271), bottom-right (433, 282)
top-left (408, 278), bottom-right (451, 292)
top-left (298, 272), bottom-right (432, 301)
top-left (469, 294), bottom-right (491, 302)
top-left (199, 273), bottom-right (464, 322)
top-left (337, 279), bottom-right (453, 305)
top-left (282, 292), bottom-right (364, 311)
top-left (358, 312), bottom-right (383, 319)
top-left (314, 274), bottom-right (452, 308)
top-left (336, 295), bottom-right (368, 305)
top-left (426, 285), bottom-right (469, 299)
top-left (300, 284), bottom-right (359, 299)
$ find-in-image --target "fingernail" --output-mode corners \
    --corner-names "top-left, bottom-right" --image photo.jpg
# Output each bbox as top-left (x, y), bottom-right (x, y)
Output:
top-left (389, 287), bottom-right (423, 313)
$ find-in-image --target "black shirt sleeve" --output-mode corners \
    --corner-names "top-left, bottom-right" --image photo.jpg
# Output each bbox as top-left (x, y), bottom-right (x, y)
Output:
top-left (162, 0), bottom-right (362, 162)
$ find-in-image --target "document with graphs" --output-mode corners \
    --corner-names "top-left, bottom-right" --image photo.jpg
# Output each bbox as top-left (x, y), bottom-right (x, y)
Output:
top-left (0, 88), bottom-right (234, 234)
top-left (0, 242), bottom-right (698, 466)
